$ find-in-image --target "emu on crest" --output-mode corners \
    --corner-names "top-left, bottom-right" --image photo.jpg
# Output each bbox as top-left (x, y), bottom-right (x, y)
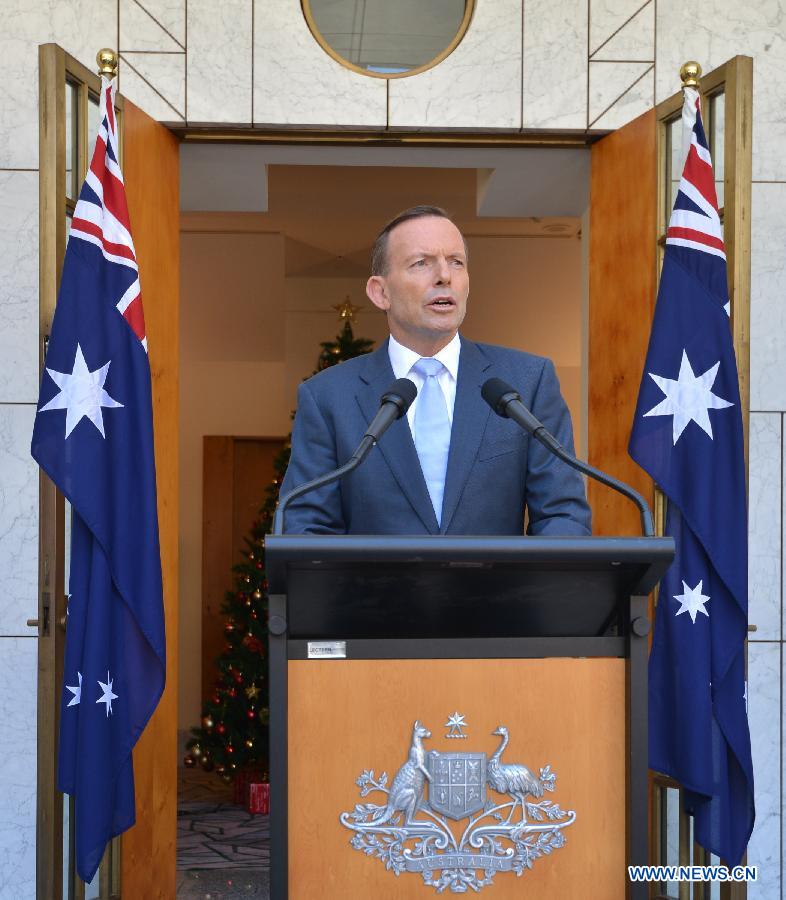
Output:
top-left (487, 725), bottom-right (543, 823)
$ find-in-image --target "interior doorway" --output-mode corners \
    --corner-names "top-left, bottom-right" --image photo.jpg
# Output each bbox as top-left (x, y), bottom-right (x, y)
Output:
top-left (175, 145), bottom-right (591, 890)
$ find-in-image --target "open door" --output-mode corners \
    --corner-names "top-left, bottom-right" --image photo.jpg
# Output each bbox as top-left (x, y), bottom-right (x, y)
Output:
top-left (588, 56), bottom-right (752, 891)
top-left (37, 46), bottom-right (179, 898)
top-left (121, 97), bottom-right (180, 899)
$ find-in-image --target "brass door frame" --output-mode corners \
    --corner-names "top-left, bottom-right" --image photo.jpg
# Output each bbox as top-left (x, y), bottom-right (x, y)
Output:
top-left (37, 42), bottom-right (124, 900)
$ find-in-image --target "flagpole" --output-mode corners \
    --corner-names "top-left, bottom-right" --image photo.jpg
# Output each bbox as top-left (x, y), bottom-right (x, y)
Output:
top-left (679, 61), bottom-right (702, 169)
top-left (96, 48), bottom-right (119, 80)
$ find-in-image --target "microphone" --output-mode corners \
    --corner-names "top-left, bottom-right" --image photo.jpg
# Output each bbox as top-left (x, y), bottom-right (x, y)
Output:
top-left (481, 377), bottom-right (654, 536)
top-left (273, 378), bottom-right (417, 534)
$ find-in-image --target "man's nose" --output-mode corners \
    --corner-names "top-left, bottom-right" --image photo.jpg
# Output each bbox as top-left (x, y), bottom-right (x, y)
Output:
top-left (434, 256), bottom-right (451, 283)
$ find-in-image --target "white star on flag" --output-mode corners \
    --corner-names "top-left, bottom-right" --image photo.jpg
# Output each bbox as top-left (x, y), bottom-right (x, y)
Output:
top-left (65, 671), bottom-right (82, 707)
top-left (674, 579), bottom-right (710, 624)
top-left (96, 671), bottom-right (118, 717)
top-left (40, 343), bottom-right (123, 439)
top-left (644, 349), bottom-right (733, 444)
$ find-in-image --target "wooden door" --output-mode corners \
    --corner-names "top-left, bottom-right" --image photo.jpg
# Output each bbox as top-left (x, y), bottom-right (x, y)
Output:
top-left (587, 108), bottom-right (658, 536)
top-left (121, 98), bottom-right (180, 899)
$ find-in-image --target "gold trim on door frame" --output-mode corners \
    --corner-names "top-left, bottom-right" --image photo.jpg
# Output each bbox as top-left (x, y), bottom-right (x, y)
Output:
top-left (37, 42), bottom-right (125, 900)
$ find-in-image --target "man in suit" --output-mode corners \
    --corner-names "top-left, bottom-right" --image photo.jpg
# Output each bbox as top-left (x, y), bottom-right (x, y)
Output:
top-left (279, 206), bottom-right (591, 536)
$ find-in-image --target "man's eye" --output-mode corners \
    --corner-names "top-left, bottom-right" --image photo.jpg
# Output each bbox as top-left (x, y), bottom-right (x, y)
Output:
top-left (451, 259), bottom-right (465, 267)
top-left (411, 259), bottom-right (426, 267)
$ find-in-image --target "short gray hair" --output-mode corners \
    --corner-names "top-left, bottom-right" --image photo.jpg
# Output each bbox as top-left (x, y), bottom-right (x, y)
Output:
top-left (370, 205), bottom-right (466, 275)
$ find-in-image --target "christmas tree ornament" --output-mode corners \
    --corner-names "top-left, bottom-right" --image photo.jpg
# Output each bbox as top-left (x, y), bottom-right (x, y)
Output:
top-left (191, 744), bottom-right (202, 758)
top-left (183, 755), bottom-right (195, 768)
top-left (203, 715), bottom-right (214, 730)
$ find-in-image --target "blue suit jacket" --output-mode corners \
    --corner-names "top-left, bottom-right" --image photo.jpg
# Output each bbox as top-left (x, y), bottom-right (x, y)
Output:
top-left (279, 337), bottom-right (591, 536)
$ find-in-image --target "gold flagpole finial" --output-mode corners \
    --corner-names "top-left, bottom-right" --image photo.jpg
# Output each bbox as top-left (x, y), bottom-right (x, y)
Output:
top-left (679, 61), bottom-right (702, 88)
top-left (96, 48), bottom-right (119, 80)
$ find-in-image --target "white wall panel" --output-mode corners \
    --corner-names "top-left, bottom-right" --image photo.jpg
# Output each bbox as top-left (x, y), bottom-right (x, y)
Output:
top-left (748, 414), bottom-right (782, 641)
top-left (0, 172), bottom-right (38, 404)
top-left (0, 637), bottom-right (37, 900)
top-left (0, 0), bottom-right (116, 168)
top-left (523, 0), bottom-right (587, 129)
top-left (188, 0), bottom-right (252, 123)
top-left (253, 0), bottom-right (386, 127)
top-left (0, 405), bottom-right (38, 638)
top-left (389, 0), bottom-right (522, 129)
top-left (750, 184), bottom-right (786, 412)
top-left (655, 0), bottom-right (786, 181)
top-left (748, 641), bottom-right (780, 898)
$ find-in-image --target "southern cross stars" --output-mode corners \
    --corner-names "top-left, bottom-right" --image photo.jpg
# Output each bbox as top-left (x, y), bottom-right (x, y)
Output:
top-left (40, 343), bottom-right (123, 439)
top-left (644, 349), bottom-right (733, 444)
top-left (96, 671), bottom-right (119, 717)
top-left (65, 671), bottom-right (82, 707)
top-left (674, 579), bottom-right (710, 624)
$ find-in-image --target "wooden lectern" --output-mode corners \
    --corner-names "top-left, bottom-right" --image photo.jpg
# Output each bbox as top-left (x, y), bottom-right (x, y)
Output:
top-left (266, 535), bottom-right (673, 899)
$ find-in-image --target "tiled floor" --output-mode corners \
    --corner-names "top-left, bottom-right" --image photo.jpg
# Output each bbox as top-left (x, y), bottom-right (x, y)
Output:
top-left (177, 767), bottom-right (270, 899)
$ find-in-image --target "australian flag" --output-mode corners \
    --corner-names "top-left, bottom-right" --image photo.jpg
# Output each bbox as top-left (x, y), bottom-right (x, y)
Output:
top-left (31, 77), bottom-right (165, 883)
top-left (629, 88), bottom-right (754, 864)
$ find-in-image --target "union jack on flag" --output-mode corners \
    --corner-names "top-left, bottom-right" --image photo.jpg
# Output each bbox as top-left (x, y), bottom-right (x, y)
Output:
top-left (629, 88), bottom-right (754, 865)
top-left (31, 76), bottom-right (165, 883)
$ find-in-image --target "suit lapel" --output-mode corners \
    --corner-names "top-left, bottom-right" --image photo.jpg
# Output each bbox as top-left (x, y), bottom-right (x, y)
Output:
top-left (440, 338), bottom-right (493, 533)
top-left (356, 342), bottom-right (439, 533)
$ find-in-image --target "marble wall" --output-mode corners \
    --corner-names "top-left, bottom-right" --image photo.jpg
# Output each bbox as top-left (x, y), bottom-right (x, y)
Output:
top-left (2, 0), bottom-right (785, 896)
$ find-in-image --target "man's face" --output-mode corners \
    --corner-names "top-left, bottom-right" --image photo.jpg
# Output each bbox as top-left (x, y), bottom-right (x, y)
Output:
top-left (366, 216), bottom-right (469, 356)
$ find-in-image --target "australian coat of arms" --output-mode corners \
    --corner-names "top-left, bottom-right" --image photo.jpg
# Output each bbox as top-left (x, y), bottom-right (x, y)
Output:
top-left (339, 718), bottom-right (576, 893)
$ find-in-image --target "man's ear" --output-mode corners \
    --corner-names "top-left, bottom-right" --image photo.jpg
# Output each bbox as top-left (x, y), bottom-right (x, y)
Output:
top-left (366, 275), bottom-right (390, 311)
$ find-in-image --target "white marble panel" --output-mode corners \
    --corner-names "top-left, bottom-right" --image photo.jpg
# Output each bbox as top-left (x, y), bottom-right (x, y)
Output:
top-left (748, 414), bottom-right (782, 641)
top-left (588, 61), bottom-right (654, 129)
top-left (0, 405), bottom-right (38, 638)
top-left (591, 0), bottom-right (649, 54)
top-left (0, 637), bottom-right (37, 899)
top-left (389, 0), bottom-right (522, 129)
top-left (748, 642), bottom-right (781, 897)
top-left (188, 0), bottom-right (252, 124)
top-left (120, 51), bottom-right (185, 120)
top-left (750, 184), bottom-right (786, 412)
top-left (120, 0), bottom-right (184, 52)
top-left (0, 172), bottom-right (39, 404)
top-left (143, 0), bottom-right (185, 46)
top-left (591, 0), bottom-right (654, 61)
top-left (253, 0), bottom-right (386, 127)
top-left (522, 0), bottom-right (587, 130)
top-left (655, 0), bottom-right (786, 181)
top-left (0, 0), bottom-right (116, 169)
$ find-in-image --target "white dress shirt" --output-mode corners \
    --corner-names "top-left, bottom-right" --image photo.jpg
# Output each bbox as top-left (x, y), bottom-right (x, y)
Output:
top-left (387, 332), bottom-right (461, 434)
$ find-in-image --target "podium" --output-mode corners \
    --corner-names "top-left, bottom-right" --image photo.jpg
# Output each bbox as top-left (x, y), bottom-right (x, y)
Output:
top-left (266, 535), bottom-right (673, 899)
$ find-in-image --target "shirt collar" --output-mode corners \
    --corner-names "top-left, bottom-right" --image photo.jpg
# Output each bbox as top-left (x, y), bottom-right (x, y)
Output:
top-left (388, 332), bottom-right (461, 381)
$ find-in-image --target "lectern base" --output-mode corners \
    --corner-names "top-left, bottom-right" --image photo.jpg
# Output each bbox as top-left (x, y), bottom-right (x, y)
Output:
top-left (286, 657), bottom-right (626, 898)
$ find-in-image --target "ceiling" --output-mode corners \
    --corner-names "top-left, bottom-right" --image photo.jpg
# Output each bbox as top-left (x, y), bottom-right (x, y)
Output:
top-left (180, 145), bottom-right (590, 277)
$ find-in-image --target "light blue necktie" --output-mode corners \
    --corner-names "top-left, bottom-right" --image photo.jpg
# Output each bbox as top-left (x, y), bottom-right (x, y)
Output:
top-left (413, 357), bottom-right (451, 524)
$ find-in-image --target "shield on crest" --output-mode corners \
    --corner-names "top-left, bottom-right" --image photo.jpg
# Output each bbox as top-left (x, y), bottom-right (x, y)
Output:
top-left (427, 751), bottom-right (486, 820)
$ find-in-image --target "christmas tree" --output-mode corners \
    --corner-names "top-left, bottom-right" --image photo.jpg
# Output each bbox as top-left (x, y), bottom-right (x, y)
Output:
top-left (184, 301), bottom-right (374, 784)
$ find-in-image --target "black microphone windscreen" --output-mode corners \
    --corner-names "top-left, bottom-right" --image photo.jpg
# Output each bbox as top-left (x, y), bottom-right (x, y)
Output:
top-left (381, 378), bottom-right (418, 418)
top-left (481, 377), bottom-right (520, 416)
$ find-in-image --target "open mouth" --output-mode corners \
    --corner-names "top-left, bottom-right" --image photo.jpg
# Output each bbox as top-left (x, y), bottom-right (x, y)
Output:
top-left (428, 297), bottom-right (455, 308)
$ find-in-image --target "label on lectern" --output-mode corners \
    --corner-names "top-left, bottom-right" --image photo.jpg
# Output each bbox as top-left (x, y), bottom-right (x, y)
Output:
top-left (307, 640), bottom-right (347, 659)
